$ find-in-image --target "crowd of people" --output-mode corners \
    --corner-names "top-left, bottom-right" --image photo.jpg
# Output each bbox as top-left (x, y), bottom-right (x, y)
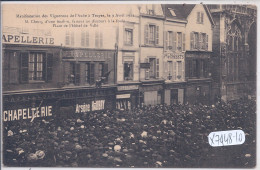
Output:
top-left (3, 98), bottom-right (256, 168)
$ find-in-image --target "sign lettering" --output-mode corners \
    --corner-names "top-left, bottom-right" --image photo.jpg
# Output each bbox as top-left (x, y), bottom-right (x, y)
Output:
top-left (3, 106), bottom-right (52, 122)
top-left (117, 85), bottom-right (139, 91)
top-left (75, 100), bottom-right (105, 113)
top-left (2, 34), bottom-right (54, 45)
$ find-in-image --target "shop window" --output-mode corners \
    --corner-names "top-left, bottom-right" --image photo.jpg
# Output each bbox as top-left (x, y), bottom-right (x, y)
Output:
top-left (124, 28), bottom-right (133, 45)
top-left (20, 52), bottom-right (53, 83)
top-left (145, 24), bottom-right (159, 45)
top-left (124, 62), bottom-right (133, 81)
top-left (85, 63), bottom-right (90, 84)
top-left (95, 31), bottom-right (103, 48)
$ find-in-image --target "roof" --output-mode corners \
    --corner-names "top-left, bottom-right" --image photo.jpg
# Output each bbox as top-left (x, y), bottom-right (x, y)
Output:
top-left (162, 4), bottom-right (195, 20)
top-left (162, 4), bottom-right (215, 26)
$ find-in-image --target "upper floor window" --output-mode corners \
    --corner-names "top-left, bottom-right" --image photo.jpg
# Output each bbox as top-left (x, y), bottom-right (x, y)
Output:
top-left (190, 32), bottom-right (208, 51)
top-left (81, 31), bottom-right (89, 47)
top-left (20, 52), bottom-right (53, 83)
top-left (95, 31), bottom-right (103, 48)
top-left (144, 24), bottom-right (159, 45)
top-left (145, 57), bottom-right (159, 79)
top-left (124, 28), bottom-right (133, 45)
top-left (197, 12), bottom-right (204, 24)
top-left (165, 31), bottom-right (185, 51)
top-left (65, 31), bottom-right (74, 46)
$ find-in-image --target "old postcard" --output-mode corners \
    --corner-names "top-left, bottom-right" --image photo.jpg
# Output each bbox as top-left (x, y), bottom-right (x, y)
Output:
top-left (1, 1), bottom-right (257, 169)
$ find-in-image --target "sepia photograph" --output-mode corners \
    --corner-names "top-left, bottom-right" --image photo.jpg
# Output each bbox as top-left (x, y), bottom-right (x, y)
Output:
top-left (1, 1), bottom-right (257, 169)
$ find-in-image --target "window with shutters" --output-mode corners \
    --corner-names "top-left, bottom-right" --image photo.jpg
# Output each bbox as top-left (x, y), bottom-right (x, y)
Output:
top-left (145, 24), bottom-right (159, 45)
top-left (194, 32), bottom-right (199, 49)
top-left (81, 31), bottom-right (90, 47)
top-left (65, 31), bottom-right (75, 46)
top-left (124, 28), bottom-right (133, 45)
top-left (95, 31), bottom-right (103, 48)
top-left (190, 32), bottom-right (208, 50)
top-left (202, 33), bottom-right (207, 50)
top-left (19, 52), bottom-right (53, 83)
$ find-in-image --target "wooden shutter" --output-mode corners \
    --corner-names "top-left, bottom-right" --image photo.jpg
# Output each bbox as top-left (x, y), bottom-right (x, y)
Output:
top-left (86, 31), bottom-right (89, 47)
top-left (190, 32), bottom-right (194, 50)
top-left (201, 13), bottom-right (204, 23)
top-left (71, 32), bottom-right (74, 46)
top-left (173, 61), bottom-right (176, 80)
top-left (144, 25), bottom-right (149, 44)
top-left (173, 32), bottom-right (177, 51)
top-left (90, 63), bottom-right (95, 85)
top-left (145, 58), bottom-right (149, 79)
top-left (103, 63), bottom-right (108, 83)
top-left (95, 31), bottom-right (99, 48)
top-left (199, 33), bottom-right (202, 50)
top-left (182, 33), bottom-right (186, 51)
top-left (100, 32), bottom-right (103, 48)
top-left (20, 52), bottom-right (29, 83)
top-left (46, 53), bottom-right (53, 82)
top-left (164, 31), bottom-right (168, 50)
top-left (156, 26), bottom-right (159, 45)
top-left (9, 52), bottom-right (19, 84)
top-left (81, 31), bottom-right (85, 47)
top-left (75, 63), bottom-right (80, 85)
top-left (206, 34), bottom-right (208, 51)
top-left (156, 58), bottom-right (159, 78)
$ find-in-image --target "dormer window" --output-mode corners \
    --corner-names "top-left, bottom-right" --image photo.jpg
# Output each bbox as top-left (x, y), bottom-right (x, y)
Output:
top-left (168, 8), bottom-right (176, 17)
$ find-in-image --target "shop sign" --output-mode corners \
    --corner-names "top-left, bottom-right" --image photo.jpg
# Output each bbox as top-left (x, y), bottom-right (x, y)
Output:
top-left (3, 106), bottom-right (52, 122)
top-left (117, 85), bottom-right (139, 91)
top-left (116, 94), bottom-right (131, 99)
top-left (63, 50), bottom-right (112, 59)
top-left (75, 99), bottom-right (105, 113)
top-left (164, 53), bottom-right (184, 60)
top-left (140, 63), bottom-right (150, 69)
top-left (2, 34), bottom-right (54, 45)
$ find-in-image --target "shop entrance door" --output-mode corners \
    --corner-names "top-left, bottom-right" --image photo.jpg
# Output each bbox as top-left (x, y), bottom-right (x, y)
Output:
top-left (171, 89), bottom-right (178, 105)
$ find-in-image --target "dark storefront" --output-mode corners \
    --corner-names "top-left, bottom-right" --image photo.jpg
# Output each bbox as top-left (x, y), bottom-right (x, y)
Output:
top-left (116, 83), bottom-right (140, 110)
top-left (139, 80), bottom-right (164, 106)
top-left (185, 51), bottom-right (212, 105)
top-left (164, 82), bottom-right (186, 105)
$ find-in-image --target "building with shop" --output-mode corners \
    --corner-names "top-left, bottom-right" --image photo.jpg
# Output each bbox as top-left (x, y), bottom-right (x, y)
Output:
top-left (116, 6), bottom-right (140, 110)
top-left (207, 5), bottom-right (257, 102)
top-left (59, 26), bottom-right (118, 111)
top-left (180, 4), bottom-right (215, 105)
top-left (138, 4), bottom-right (165, 106)
top-left (2, 26), bottom-right (64, 116)
top-left (161, 5), bottom-right (187, 105)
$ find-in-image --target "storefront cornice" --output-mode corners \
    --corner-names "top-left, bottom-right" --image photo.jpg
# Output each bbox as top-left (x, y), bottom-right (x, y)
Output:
top-left (2, 43), bottom-right (62, 49)
top-left (62, 47), bottom-right (116, 52)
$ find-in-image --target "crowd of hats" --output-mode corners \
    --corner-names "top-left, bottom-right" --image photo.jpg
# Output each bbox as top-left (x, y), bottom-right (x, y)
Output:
top-left (3, 98), bottom-right (256, 168)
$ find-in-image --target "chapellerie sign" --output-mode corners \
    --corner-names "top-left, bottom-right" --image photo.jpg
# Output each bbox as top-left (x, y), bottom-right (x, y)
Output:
top-left (3, 106), bottom-right (53, 122)
top-left (2, 34), bottom-right (54, 45)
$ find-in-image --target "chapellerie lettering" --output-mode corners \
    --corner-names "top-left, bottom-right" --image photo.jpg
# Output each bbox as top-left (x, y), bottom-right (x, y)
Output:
top-left (2, 34), bottom-right (54, 45)
top-left (3, 106), bottom-right (52, 122)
